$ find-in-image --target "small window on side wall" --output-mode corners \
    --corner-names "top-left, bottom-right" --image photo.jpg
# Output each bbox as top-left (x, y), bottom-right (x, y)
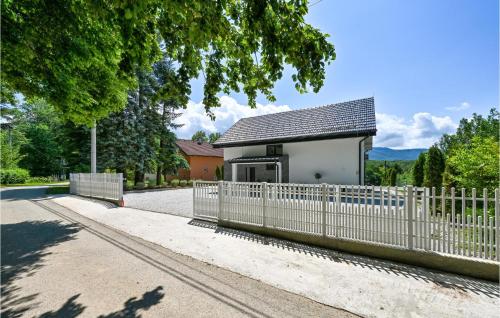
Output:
top-left (266, 144), bottom-right (283, 156)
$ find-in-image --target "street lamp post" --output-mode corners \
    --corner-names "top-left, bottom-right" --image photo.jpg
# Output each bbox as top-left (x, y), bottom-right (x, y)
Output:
top-left (91, 121), bottom-right (96, 173)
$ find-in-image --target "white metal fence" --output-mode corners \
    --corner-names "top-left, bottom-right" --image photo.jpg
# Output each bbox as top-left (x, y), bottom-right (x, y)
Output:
top-left (70, 173), bottom-right (123, 203)
top-left (193, 181), bottom-right (499, 261)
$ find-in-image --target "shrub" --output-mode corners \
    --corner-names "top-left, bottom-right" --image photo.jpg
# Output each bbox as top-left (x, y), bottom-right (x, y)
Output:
top-left (179, 180), bottom-right (187, 187)
top-left (170, 179), bottom-right (180, 187)
top-left (1, 168), bottom-right (30, 184)
top-left (135, 182), bottom-right (145, 189)
top-left (27, 176), bottom-right (58, 184)
top-left (187, 180), bottom-right (193, 187)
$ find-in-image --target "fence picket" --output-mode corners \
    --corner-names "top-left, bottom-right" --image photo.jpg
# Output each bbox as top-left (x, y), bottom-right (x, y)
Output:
top-left (472, 188), bottom-right (477, 257)
top-left (193, 182), bottom-right (498, 262)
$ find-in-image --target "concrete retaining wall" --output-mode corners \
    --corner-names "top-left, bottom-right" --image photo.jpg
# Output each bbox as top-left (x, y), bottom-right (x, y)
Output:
top-left (218, 220), bottom-right (500, 282)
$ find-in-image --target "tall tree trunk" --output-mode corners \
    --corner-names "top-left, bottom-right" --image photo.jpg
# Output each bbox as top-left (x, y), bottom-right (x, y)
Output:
top-left (134, 169), bottom-right (144, 185)
top-left (156, 164), bottom-right (162, 186)
top-left (157, 103), bottom-right (167, 186)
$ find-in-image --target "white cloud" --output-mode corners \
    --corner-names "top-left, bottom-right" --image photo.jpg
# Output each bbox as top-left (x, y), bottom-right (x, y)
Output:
top-left (375, 112), bottom-right (457, 149)
top-left (445, 101), bottom-right (471, 112)
top-left (175, 96), bottom-right (292, 139)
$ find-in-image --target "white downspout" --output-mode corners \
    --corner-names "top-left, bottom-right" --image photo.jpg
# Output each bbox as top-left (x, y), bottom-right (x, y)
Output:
top-left (232, 163), bottom-right (237, 182)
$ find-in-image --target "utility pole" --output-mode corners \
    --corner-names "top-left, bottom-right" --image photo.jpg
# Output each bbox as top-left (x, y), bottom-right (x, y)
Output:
top-left (91, 120), bottom-right (96, 173)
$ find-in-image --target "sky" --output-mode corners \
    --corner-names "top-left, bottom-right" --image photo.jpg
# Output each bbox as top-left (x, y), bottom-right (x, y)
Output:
top-left (175, 0), bottom-right (499, 149)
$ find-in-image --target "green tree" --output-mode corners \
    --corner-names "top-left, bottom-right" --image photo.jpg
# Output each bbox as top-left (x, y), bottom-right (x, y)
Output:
top-left (381, 166), bottom-right (397, 186)
top-left (447, 137), bottom-right (499, 192)
top-left (439, 108), bottom-right (499, 155)
top-left (442, 162), bottom-right (457, 191)
top-left (0, 130), bottom-right (23, 169)
top-left (153, 58), bottom-right (186, 185)
top-left (13, 99), bottom-right (64, 176)
top-left (97, 68), bottom-right (159, 184)
top-left (412, 152), bottom-right (426, 186)
top-left (209, 132), bottom-right (221, 144)
top-left (192, 131), bottom-right (208, 143)
top-left (423, 146), bottom-right (445, 189)
top-left (2, 1), bottom-right (335, 125)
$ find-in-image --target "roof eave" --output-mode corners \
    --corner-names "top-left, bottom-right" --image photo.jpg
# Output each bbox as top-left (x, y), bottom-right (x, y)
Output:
top-left (213, 129), bottom-right (377, 148)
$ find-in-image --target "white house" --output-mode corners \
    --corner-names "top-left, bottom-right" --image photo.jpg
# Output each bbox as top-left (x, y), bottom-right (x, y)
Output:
top-left (213, 97), bottom-right (377, 185)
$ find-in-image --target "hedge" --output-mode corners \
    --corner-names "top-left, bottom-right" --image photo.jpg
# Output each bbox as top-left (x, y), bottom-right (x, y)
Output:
top-left (1, 169), bottom-right (30, 184)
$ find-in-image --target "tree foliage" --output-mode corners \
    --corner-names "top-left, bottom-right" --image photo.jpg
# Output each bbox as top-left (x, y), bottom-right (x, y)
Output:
top-left (97, 57), bottom-right (189, 184)
top-left (412, 152), bottom-right (426, 187)
top-left (365, 160), bottom-right (413, 186)
top-left (438, 108), bottom-right (499, 155)
top-left (423, 146), bottom-right (445, 189)
top-left (191, 131), bottom-right (208, 143)
top-left (209, 132), bottom-right (221, 144)
top-left (437, 108), bottom-right (499, 192)
top-left (447, 137), bottom-right (499, 192)
top-left (2, 0), bottom-right (335, 125)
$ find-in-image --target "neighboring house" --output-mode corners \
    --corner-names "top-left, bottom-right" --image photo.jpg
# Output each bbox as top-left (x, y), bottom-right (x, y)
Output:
top-left (175, 139), bottom-right (224, 181)
top-left (213, 97), bottom-right (376, 185)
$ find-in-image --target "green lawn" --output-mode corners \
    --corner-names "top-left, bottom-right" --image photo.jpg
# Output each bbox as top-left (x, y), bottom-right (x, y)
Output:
top-left (0, 181), bottom-right (69, 188)
top-left (45, 186), bottom-right (70, 195)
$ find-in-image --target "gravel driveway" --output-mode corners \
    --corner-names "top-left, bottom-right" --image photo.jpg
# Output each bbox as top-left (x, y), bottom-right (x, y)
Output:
top-left (124, 188), bottom-right (193, 217)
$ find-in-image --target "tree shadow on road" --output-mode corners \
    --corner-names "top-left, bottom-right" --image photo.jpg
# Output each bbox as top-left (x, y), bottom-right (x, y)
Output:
top-left (188, 219), bottom-right (499, 299)
top-left (97, 286), bottom-right (164, 318)
top-left (35, 286), bottom-right (164, 318)
top-left (38, 294), bottom-right (86, 318)
top-left (1, 221), bottom-right (81, 317)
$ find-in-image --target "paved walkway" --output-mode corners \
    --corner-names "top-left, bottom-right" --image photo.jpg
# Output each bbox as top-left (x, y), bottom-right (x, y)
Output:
top-left (51, 194), bottom-right (499, 318)
top-left (124, 188), bottom-right (193, 217)
top-left (1, 187), bottom-right (353, 317)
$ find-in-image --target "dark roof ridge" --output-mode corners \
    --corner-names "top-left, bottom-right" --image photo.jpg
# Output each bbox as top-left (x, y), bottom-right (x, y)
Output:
top-left (237, 96), bottom-right (375, 121)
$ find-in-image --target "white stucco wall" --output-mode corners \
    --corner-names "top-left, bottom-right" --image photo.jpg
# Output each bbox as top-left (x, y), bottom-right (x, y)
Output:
top-left (223, 137), bottom-right (369, 185)
top-left (285, 138), bottom-right (364, 185)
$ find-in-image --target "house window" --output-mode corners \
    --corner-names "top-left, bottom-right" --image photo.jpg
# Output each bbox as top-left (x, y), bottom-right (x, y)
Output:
top-left (266, 144), bottom-right (283, 156)
top-left (266, 164), bottom-right (276, 170)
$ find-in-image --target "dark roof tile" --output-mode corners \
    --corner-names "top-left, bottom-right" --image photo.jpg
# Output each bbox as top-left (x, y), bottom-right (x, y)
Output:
top-left (176, 140), bottom-right (223, 157)
top-left (214, 97), bottom-right (376, 147)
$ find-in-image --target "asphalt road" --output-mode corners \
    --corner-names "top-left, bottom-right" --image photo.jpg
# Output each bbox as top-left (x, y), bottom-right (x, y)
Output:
top-left (0, 187), bottom-right (356, 318)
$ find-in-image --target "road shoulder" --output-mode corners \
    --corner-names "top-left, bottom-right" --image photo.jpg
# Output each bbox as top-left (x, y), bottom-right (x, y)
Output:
top-left (51, 195), bottom-right (500, 318)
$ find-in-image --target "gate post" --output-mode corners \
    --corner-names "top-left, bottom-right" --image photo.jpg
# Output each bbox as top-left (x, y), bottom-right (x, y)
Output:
top-left (407, 186), bottom-right (414, 250)
top-left (218, 181), bottom-right (223, 221)
top-left (322, 183), bottom-right (327, 237)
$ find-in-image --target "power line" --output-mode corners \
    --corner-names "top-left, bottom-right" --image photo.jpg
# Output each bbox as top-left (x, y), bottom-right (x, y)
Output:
top-left (308, 0), bottom-right (324, 8)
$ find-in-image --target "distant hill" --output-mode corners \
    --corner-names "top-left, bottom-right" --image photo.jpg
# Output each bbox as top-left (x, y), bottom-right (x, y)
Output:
top-left (368, 147), bottom-right (427, 161)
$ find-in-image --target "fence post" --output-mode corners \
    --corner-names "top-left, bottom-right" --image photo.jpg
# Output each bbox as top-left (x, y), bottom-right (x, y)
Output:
top-left (335, 185), bottom-right (341, 237)
top-left (193, 180), bottom-right (197, 218)
top-left (90, 172), bottom-right (94, 198)
top-left (79, 173), bottom-right (82, 196)
top-left (218, 181), bottom-right (223, 221)
top-left (407, 186), bottom-right (414, 250)
top-left (118, 173), bottom-right (124, 206)
top-left (322, 183), bottom-right (327, 237)
top-left (262, 182), bottom-right (267, 228)
top-left (495, 188), bottom-right (499, 261)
